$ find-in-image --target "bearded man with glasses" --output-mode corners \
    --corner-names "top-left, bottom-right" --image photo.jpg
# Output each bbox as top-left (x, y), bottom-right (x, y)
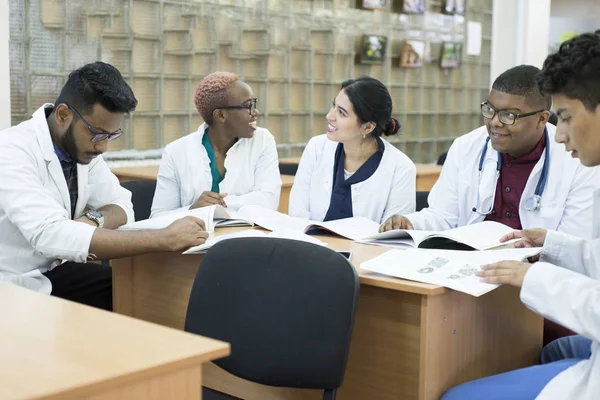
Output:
top-left (0, 62), bottom-right (210, 311)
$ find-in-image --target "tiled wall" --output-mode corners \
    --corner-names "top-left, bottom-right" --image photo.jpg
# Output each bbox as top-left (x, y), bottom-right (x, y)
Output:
top-left (9, 0), bottom-right (493, 162)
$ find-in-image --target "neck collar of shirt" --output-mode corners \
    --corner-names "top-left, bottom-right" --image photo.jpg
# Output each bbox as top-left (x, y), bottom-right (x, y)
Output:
top-left (501, 131), bottom-right (546, 165)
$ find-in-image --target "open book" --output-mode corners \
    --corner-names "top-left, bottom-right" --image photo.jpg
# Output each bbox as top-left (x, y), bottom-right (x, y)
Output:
top-left (182, 228), bottom-right (327, 254)
top-left (234, 205), bottom-right (380, 241)
top-left (360, 247), bottom-right (542, 297)
top-left (118, 205), bottom-right (253, 232)
top-left (357, 221), bottom-right (519, 251)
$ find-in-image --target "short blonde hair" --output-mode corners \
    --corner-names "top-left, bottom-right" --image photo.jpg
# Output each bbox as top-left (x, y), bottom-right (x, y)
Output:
top-left (194, 72), bottom-right (239, 124)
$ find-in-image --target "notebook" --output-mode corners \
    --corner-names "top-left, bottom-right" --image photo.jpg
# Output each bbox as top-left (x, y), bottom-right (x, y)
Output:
top-left (118, 205), bottom-right (253, 232)
top-left (357, 221), bottom-right (520, 251)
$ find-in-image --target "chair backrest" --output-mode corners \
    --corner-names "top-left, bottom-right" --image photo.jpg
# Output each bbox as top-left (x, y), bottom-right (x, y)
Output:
top-left (120, 180), bottom-right (157, 221)
top-left (279, 163), bottom-right (298, 176)
top-left (437, 151), bottom-right (448, 165)
top-left (185, 237), bottom-right (360, 394)
top-left (416, 191), bottom-right (429, 211)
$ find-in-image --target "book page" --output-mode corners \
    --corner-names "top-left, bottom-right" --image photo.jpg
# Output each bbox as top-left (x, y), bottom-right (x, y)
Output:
top-left (418, 221), bottom-right (515, 250)
top-left (357, 229), bottom-right (437, 247)
top-left (183, 229), bottom-right (267, 254)
top-left (182, 228), bottom-right (327, 254)
top-left (360, 247), bottom-right (541, 297)
top-left (237, 205), bottom-right (311, 232)
top-left (118, 205), bottom-right (219, 232)
top-left (307, 216), bottom-right (381, 241)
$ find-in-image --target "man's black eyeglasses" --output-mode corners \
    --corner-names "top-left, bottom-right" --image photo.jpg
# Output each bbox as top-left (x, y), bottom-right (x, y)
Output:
top-left (66, 104), bottom-right (124, 143)
top-left (217, 98), bottom-right (258, 116)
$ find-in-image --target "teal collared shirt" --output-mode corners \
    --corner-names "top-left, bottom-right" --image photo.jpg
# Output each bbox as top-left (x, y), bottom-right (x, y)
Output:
top-left (202, 129), bottom-right (225, 193)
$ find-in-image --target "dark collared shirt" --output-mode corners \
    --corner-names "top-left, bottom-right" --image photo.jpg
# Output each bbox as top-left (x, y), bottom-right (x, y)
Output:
top-left (485, 133), bottom-right (546, 229)
top-left (48, 108), bottom-right (78, 218)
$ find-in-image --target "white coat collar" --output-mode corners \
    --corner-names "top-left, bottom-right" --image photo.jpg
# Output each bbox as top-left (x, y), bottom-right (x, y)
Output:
top-left (33, 104), bottom-right (61, 162)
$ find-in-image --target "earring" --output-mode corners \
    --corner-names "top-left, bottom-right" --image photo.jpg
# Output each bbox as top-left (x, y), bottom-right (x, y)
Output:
top-left (361, 133), bottom-right (366, 139)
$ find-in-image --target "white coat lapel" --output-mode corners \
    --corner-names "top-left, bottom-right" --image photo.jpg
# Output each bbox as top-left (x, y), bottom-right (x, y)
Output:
top-left (468, 138), bottom-right (498, 225)
top-left (34, 104), bottom-right (72, 214)
top-left (74, 164), bottom-right (89, 218)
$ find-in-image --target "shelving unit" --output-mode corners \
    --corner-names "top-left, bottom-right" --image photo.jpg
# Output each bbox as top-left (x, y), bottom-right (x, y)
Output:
top-left (9, 0), bottom-right (493, 163)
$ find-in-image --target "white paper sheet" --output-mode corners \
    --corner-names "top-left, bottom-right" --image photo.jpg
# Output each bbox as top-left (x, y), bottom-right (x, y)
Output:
top-left (360, 247), bottom-right (541, 297)
top-left (183, 229), bottom-right (327, 254)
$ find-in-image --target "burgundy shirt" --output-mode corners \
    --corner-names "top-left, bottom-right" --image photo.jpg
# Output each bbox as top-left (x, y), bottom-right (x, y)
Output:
top-left (485, 134), bottom-right (546, 229)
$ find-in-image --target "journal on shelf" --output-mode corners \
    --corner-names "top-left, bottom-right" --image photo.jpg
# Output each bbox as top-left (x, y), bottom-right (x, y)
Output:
top-left (357, 221), bottom-right (520, 251)
top-left (360, 247), bottom-right (542, 297)
top-left (117, 205), bottom-right (253, 232)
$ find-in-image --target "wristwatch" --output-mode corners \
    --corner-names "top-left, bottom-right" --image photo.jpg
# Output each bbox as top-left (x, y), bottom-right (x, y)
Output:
top-left (84, 210), bottom-right (105, 228)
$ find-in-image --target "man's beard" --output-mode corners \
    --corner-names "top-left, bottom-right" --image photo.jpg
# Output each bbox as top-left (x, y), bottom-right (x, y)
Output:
top-left (61, 123), bottom-right (81, 164)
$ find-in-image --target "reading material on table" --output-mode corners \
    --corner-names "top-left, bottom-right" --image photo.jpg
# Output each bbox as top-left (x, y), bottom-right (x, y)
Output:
top-left (235, 205), bottom-right (380, 240)
top-left (118, 205), bottom-right (253, 232)
top-left (357, 221), bottom-right (518, 250)
top-left (360, 247), bottom-right (542, 296)
top-left (183, 228), bottom-right (327, 254)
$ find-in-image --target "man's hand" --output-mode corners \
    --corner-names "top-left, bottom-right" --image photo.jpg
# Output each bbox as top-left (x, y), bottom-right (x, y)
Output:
top-left (190, 191), bottom-right (228, 209)
top-left (161, 216), bottom-right (209, 252)
top-left (476, 261), bottom-right (532, 288)
top-left (500, 228), bottom-right (547, 248)
top-left (379, 215), bottom-right (414, 232)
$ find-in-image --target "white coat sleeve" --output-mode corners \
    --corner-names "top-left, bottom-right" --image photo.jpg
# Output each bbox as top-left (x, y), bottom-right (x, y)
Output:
top-left (150, 147), bottom-right (184, 218)
top-left (555, 163), bottom-right (600, 239)
top-left (539, 230), bottom-right (599, 276)
top-left (224, 133), bottom-right (282, 210)
top-left (288, 138), bottom-right (318, 219)
top-left (381, 160), bottom-right (416, 223)
top-left (403, 140), bottom-right (461, 231)
top-left (0, 143), bottom-right (96, 262)
top-left (87, 156), bottom-right (134, 224)
top-left (521, 262), bottom-right (600, 343)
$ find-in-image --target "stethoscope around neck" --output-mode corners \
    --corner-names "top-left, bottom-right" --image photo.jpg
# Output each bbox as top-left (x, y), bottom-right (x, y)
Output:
top-left (472, 128), bottom-right (550, 215)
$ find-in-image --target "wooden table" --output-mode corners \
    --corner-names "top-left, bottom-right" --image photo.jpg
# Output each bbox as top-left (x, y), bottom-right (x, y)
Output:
top-left (111, 227), bottom-right (543, 400)
top-left (110, 163), bottom-right (442, 214)
top-left (0, 283), bottom-right (230, 400)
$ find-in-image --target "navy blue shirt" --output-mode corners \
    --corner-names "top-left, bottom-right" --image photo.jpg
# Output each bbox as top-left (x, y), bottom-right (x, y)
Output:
top-left (323, 138), bottom-right (384, 221)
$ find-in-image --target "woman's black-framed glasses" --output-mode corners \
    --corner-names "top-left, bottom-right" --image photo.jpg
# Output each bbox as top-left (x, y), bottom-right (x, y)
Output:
top-left (66, 104), bottom-right (124, 143)
top-left (481, 102), bottom-right (545, 125)
top-left (217, 98), bottom-right (258, 115)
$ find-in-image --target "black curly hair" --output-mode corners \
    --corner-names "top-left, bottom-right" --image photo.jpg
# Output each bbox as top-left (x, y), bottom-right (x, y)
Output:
top-left (55, 61), bottom-right (138, 116)
top-left (537, 30), bottom-right (600, 112)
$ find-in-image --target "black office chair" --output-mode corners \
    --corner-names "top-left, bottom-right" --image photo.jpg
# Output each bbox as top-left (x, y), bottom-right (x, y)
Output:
top-left (437, 151), bottom-right (448, 165)
top-left (278, 162), bottom-right (298, 175)
top-left (416, 191), bottom-right (429, 211)
top-left (120, 180), bottom-right (157, 221)
top-left (185, 237), bottom-right (360, 400)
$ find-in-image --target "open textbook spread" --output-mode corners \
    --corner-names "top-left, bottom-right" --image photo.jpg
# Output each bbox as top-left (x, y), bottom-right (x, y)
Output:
top-left (117, 205), bottom-right (253, 232)
top-left (360, 247), bottom-right (542, 297)
top-left (230, 205), bottom-right (381, 240)
top-left (357, 221), bottom-right (519, 251)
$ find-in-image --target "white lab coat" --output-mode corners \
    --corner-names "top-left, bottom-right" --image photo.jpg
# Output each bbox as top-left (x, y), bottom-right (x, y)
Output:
top-left (151, 123), bottom-right (282, 217)
top-left (289, 134), bottom-right (416, 224)
top-left (0, 105), bottom-right (134, 294)
top-left (405, 124), bottom-right (600, 238)
top-left (520, 203), bottom-right (600, 399)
